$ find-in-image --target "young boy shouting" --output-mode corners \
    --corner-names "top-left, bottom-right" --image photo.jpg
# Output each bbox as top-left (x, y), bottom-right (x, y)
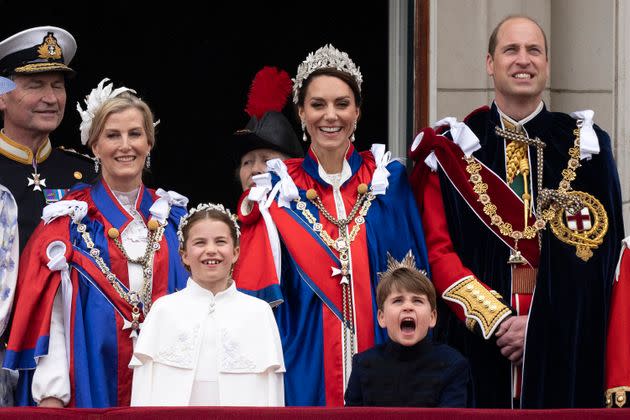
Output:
top-left (344, 251), bottom-right (470, 407)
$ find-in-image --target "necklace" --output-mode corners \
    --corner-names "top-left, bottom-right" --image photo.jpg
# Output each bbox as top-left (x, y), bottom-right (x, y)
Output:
top-left (466, 123), bottom-right (584, 264)
top-left (296, 183), bottom-right (374, 285)
top-left (77, 218), bottom-right (164, 331)
top-left (295, 182), bottom-right (375, 371)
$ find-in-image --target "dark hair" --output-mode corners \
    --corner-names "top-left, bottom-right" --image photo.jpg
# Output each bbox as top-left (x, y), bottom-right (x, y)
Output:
top-left (376, 268), bottom-right (436, 311)
top-left (295, 68), bottom-right (362, 109)
top-left (180, 208), bottom-right (239, 249)
top-left (488, 15), bottom-right (548, 59)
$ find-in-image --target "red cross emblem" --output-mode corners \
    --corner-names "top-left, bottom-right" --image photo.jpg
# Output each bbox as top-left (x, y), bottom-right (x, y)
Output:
top-left (566, 207), bottom-right (592, 232)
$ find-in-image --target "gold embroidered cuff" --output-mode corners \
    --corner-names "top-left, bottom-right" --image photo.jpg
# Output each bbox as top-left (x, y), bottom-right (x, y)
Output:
top-left (442, 276), bottom-right (512, 339)
top-left (606, 386), bottom-right (630, 408)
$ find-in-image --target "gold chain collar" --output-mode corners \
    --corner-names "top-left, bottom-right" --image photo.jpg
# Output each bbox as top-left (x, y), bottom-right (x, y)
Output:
top-left (295, 183), bottom-right (374, 283)
top-left (465, 124), bottom-right (583, 262)
top-left (76, 218), bottom-right (164, 331)
top-left (293, 182), bottom-right (375, 367)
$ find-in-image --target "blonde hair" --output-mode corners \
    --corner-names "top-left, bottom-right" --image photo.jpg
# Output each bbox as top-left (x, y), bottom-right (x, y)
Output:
top-left (86, 91), bottom-right (156, 148)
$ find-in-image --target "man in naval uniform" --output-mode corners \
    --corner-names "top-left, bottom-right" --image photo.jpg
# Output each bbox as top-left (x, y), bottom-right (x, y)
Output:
top-left (410, 15), bottom-right (624, 408)
top-left (0, 26), bottom-right (95, 253)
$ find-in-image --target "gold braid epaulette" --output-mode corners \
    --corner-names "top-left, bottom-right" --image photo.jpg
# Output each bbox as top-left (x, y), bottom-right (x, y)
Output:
top-left (442, 276), bottom-right (512, 339)
top-left (606, 386), bottom-right (630, 408)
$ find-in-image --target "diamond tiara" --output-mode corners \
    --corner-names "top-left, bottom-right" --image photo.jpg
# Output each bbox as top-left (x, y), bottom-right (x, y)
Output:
top-left (292, 44), bottom-right (363, 104)
top-left (378, 251), bottom-right (429, 280)
top-left (177, 202), bottom-right (240, 246)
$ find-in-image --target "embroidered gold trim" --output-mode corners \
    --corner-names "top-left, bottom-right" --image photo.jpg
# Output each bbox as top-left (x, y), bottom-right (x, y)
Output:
top-left (606, 386), bottom-right (630, 408)
top-left (14, 62), bottom-right (70, 73)
top-left (37, 33), bottom-right (63, 60)
top-left (442, 276), bottom-right (512, 339)
top-left (0, 131), bottom-right (52, 164)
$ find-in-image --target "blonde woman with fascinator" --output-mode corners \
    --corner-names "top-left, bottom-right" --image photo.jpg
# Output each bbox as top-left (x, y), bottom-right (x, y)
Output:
top-left (4, 79), bottom-right (189, 407)
top-left (234, 45), bottom-right (430, 406)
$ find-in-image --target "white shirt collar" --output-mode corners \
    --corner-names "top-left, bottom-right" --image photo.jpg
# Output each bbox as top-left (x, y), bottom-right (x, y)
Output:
top-left (318, 159), bottom-right (352, 188)
top-left (496, 101), bottom-right (544, 129)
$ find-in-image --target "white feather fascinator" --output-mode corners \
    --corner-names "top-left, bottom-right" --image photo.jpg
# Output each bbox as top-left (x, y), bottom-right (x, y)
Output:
top-left (76, 78), bottom-right (136, 145)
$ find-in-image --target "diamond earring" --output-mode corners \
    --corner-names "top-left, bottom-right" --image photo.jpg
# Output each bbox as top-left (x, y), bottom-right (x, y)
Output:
top-left (145, 153), bottom-right (151, 169)
top-left (301, 120), bottom-right (308, 142)
top-left (94, 157), bottom-right (100, 173)
top-left (350, 120), bottom-right (357, 142)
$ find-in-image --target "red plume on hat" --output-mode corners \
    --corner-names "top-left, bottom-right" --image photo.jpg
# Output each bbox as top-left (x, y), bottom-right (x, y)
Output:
top-left (233, 66), bottom-right (303, 163)
top-left (244, 66), bottom-right (292, 119)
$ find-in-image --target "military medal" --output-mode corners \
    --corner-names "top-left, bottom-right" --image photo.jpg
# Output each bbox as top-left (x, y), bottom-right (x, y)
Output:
top-left (27, 171), bottom-right (46, 191)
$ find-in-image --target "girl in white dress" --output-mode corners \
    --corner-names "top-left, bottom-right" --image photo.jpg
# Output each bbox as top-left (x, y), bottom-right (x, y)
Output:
top-left (130, 203), bottom-right (285, 406)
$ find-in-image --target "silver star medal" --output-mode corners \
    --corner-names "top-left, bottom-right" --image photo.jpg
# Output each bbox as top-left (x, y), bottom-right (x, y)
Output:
top-left (122, 318), bottom-right (143, 339)
top-left (27, 172), bottom-right (46, 191)
top-left (331, 266), bottom-right (351, 285)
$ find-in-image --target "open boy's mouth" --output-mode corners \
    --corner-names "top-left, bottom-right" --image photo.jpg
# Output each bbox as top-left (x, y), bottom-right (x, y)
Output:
top-left (400, 317), bottom-right (416, 333)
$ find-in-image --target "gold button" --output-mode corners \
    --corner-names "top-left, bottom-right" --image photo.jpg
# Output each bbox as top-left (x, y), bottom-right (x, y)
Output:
top-left (147, 219), bottom-right (159, 231)
top-left (74, 171), bottom-right (83, 180)
top-left (306, 189), bottom-right (318, 200)
top-left (107, 228), bottom-right (120, 239)
top-left (357, 183), bottom-right (368, 194)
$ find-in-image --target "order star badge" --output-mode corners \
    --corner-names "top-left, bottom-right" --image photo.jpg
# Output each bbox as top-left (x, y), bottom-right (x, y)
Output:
top-left (27, 172), bottom-right (47, 191)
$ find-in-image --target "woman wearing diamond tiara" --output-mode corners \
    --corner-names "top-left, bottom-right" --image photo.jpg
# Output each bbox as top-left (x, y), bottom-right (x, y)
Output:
top-left (130, 203), bottom-right (285, 406)
top-left (4, 78), bottom-right (189, 407)
top-left (234, 44), bottom-right (430, 406)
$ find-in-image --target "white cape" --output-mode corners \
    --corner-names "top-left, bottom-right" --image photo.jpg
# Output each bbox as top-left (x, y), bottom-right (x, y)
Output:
top-left (130, 279), bottom-right (285, 406)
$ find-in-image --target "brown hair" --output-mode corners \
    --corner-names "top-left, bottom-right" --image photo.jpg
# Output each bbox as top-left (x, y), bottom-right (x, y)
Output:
top-left (295, 68), bottom-right (362, 109)
top-left (86, 91), bottom-right (156, 149)
top-left (376, 268), bottom-right (436, 311)
top-left (488, 15), bottom-right (548, 59)
top-left (179, 208), bottom-right (240, 271)
top-left (180, 209), bottom-right (239, 249)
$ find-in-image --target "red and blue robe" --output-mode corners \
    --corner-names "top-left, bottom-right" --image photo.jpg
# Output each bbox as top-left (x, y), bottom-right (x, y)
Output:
top-left (3, 180), bottom-right (189, 407)
top-left (234, 145), bottom-right (429, 406)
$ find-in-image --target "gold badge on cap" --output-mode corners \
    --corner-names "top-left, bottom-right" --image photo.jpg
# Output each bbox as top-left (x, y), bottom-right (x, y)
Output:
top-left (37, 33), bottom-right (63, 60)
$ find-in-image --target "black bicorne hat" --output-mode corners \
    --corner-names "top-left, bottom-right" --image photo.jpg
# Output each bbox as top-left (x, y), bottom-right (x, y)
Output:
top-left (232, 67), bottom-right (303, 163)
top-left (234, 111), bottom-right (303, 162)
